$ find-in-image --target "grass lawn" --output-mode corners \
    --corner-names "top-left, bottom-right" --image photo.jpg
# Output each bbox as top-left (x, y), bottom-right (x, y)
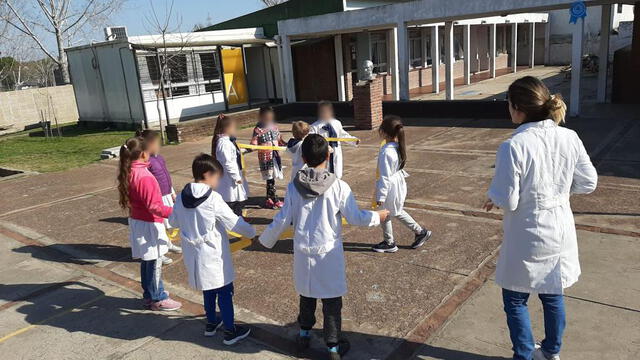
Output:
top-left (0, 124), bottom-right (133, 173)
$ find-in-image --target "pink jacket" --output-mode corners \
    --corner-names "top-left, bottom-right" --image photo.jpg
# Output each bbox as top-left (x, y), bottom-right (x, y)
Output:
top-left (129, 160), bottom-right (173, 223)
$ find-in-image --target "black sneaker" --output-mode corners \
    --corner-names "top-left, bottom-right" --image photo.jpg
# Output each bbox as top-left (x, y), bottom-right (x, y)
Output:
top-left (296, 334), bottom-right (311, 353)
top-left (372, 241), bottom-right (398, 253)
top-left (328, 339), bottom-right (351, 360)
top-left (204, 321), bottom-right (223, 337)
top-left (223, 325), bottom-right (251, 345)
top-left (411, 229), bottom-right (432, 249)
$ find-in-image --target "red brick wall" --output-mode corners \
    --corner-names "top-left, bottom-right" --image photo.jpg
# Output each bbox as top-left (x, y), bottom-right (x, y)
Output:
top-left (353, 77), bottom-right (383, 130)
top-left (176, 108), bottom-right (258, 143)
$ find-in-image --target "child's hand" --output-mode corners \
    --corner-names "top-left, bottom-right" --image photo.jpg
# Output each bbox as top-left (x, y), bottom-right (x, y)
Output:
top-left (482, 199), bottom-right (498, 212)
top-left (377, 209), bottom-right (390, 222)
top-left (236, 180), bottom-right (243, 185)
top-left (171, 193), bottom-right (177, 201)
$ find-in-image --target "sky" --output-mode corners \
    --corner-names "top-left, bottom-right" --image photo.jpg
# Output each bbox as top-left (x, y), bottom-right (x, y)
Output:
top-left (107, 0), bottom-right (265, 38)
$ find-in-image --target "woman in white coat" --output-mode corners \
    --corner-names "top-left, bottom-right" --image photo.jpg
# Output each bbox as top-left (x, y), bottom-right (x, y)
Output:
top-left (212, 114), bottom-right (250, 216)
top-left (169, 154), bottom-right (255, 345)
top-left (310, 101), bottom-right (359, 179)
top-left (371, 115), bottom-right (432, 253)
top-left (483, 76), bottom-right (598, 360)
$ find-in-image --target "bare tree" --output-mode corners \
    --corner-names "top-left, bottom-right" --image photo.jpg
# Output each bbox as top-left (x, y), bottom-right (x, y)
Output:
top-left (144, 0), bottom-right (191, 141)
top-left (261, 0), bottom-right (288, 6)
top-left (1, 0), bottom-right (126, 84)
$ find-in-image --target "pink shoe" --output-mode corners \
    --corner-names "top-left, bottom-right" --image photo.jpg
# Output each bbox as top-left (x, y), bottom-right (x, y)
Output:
top-left (151, 297), bottom-right (182, 311)
top-left (274, 200), bottom-right (284, 208)
top-left (142, 291), bottom-right (170, 309)
top-left (264, 198), bottom-right (275, 209)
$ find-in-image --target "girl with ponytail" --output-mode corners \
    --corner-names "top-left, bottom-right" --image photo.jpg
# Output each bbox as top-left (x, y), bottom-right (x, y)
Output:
top-left (484, 76), bottom-right (597, 360)
top-left (117, 136), bottom-right (182, 312)
top-left (372, 115), bottom-right (432, 253)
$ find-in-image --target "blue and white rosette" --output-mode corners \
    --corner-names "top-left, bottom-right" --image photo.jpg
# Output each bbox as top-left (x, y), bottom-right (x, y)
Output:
top-left (569, 1), bottom-right (587, 24)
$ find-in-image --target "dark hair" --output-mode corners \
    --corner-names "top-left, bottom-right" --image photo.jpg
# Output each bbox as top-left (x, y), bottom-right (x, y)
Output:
top-left (259, 105), bottom-right (274, 116)
top-left (117, 137), bottom-right (148, 210)
top-left (301, 134), bottom-right (329, 168)
top-left (135, 129), bottom-right (160, 143)
top-left (211, 114), bottom-right (234, 157)
top-left (507, 76), bottom-right (566, 124)
top-left (317, 101), bottom-right (333, 112)
top-left (192, 153), bottom-right (223, 181)
top-left (379, 115), bottom-right (407, 169)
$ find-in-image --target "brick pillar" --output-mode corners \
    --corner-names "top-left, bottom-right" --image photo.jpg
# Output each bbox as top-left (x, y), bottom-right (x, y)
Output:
top-left (345, 72), bottom-right (354, 101)
top-left (353, 77), bottom-right (383, 130)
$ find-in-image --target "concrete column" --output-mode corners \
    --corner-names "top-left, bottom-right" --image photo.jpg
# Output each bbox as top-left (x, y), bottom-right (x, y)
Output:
top-left (397, 23), bottom-right (410, 100)
top-left (334, 34), bottom-right (346, 101)
top-left (570, 18), bottom-right (584, 117)
top-left (431, 25), bottom-right (440, 94)
top-left (388, 27), bottom-right (400, 101)
top-left (544, 21), bottom-right (551, 65)
top-left (421, 27), bottom-right (429, 68)
top-left (444, 21), bottom-right (455, 100)
top-left (356, 31), bottom-right (371, 81)
top-left (463, 24), bottom-right (471, 85)
top-left (489, 23), bottom-right (497, 78)
top-left (511, 23), bottom-right (518, 73)
top-left (597, 4), bottom-right (613, 103)
top-left (276, 40), bottom-right (286, 102)
top-left (281, 35), bottom-right (296, 103)
top-left (529, 22), bottom-right (536, 68)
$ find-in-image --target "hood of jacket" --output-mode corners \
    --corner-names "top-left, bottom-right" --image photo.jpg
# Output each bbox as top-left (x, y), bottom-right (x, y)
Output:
top-left (293, 167), bottom-right (336, 199)
top-left (181, 183), bottom-right (213, 208)
top-left (287, 138), bottom-right (302, 149)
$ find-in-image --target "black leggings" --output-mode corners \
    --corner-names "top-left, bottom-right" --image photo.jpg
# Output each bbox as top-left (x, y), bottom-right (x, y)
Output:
top-left (226, 201), bottom-right (245, 217)
top-left (266, 179), bottom-right (279, 202)
top-left (298, 295), bottom-right (342, 347)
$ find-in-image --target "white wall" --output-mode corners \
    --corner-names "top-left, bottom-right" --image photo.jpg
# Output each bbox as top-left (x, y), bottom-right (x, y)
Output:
top-left (143, 92), bottom-right (225, 126)
top-left (344, 0), bottom-right (407, 11)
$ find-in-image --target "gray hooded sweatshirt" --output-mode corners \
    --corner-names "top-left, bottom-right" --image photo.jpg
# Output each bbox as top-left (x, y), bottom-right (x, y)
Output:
top-left (293, 167), bottom-right (336, 199)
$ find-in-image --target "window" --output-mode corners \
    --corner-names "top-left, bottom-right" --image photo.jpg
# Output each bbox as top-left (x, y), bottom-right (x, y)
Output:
top-left (496, 25), bottom-right (508, 54)
top-left (453, 27), bottom-right (464, 60)
top-left (199, 53), bottom-right (219, 80)
top-left (171, 86), bottom-right (190, 97)
top-left (370, 32), bottom-right (387, 73)
top-left (205, 82), bottom-right (222, 92)
top-left (409, 30), bottom-right (423, 68)
top-left (145, 56), bottom-right (161, 85)
top-left (166, 55), bottom-right (188, 83)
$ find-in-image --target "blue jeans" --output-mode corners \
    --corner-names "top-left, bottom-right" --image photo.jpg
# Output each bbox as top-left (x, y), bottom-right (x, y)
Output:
top-left (502, 288), bottom-right (566, 360)
top-left (140, 259), bottom-right (168, 302)
top-left (203, 283), bottom-right (235, 331)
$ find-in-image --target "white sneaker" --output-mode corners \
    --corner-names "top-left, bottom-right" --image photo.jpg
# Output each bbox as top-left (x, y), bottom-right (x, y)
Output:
top-left (533, 347), bottom-right (560, 360)
top-left (161, 255), bottom-right (173, 265)
top-left (168, 242), bottom-right (182, 254)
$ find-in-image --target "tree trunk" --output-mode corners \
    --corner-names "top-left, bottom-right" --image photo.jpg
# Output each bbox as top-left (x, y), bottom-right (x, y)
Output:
top-left (55, 29), bottom-right (70, 84)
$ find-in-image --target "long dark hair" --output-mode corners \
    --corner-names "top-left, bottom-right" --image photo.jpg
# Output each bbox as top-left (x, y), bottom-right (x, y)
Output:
top-left (507, 76), bottom-right (567, 124)
top-left (211, 114), bottom-right (234, 157)
top-left (117, 137), bottom-right (147, 210)
top-left (378, 115), bottom-right (406, 169)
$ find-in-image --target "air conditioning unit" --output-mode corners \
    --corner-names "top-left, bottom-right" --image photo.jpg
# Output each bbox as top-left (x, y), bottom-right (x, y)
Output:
top-left (104, 26), bottom-right (128, 41)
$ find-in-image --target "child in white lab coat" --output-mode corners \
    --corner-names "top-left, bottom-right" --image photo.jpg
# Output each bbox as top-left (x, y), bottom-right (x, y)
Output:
top-left (310, 101), bottom-right (359, 179)
top-left (259, 134), bottom-right (389, 360)
top-left (169, 153), bottom-right (256, 345)
top-left (285, 120), bottom-right (310, 182)
top-left (372, 115), bottom-right (432, 253)
top-left (212, 114), bottom-right (250, 216)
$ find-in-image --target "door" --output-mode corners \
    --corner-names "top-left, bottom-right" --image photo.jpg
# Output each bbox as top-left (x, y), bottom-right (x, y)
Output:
top-left (292, 38), bottom-right (338, 101)
top-left (221, 48), bottom-right (249, 107)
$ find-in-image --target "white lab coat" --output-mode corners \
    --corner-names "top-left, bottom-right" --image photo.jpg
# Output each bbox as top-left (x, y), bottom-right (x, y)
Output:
top-left (310, 119), bottom-right (357, 179)
top-left (376, 142), bottom-right (409, 216)
top-left (169, 183), bottom-right (256, 291)
top-left (128, 218), bottom-right (169, 261)
top-left (259, 180), bottom-right (380, 299)
top-left (215, 135), bottom-right (249, 202)
top-left (487, 120), bottom-right (598, 294)
top-left (286, 140), bottom-right (306, 182)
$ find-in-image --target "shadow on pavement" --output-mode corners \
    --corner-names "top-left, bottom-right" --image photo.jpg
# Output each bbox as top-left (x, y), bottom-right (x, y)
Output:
top-left (13, 244), bottom-right (135, 264)
top-left (0, 281), bottom-right (511, 360)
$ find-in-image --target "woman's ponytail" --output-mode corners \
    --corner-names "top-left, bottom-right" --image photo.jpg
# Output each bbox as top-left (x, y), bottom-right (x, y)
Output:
top-left (211, 114), bottom-right (232, 158)
top-left (117, 137), bottom-right (146, 210)
top-left (396, 123), bottom-right (407, 169)
top-left (546, 93), bottom-right (567, 125)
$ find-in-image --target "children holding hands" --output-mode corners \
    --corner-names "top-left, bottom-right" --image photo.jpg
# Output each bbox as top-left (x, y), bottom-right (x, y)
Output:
top-left (259, 134), bottom-right (390, 359)
top-left (169, 153), bottom-right (255, 345)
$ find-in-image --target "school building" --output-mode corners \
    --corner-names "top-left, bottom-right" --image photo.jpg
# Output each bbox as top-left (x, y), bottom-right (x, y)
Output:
top-left (64, 0), bottom-right (637, 128)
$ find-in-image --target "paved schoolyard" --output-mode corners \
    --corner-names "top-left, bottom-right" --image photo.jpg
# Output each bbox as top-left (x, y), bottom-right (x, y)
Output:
top-left (1, 75), bottom-right (639, 359)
